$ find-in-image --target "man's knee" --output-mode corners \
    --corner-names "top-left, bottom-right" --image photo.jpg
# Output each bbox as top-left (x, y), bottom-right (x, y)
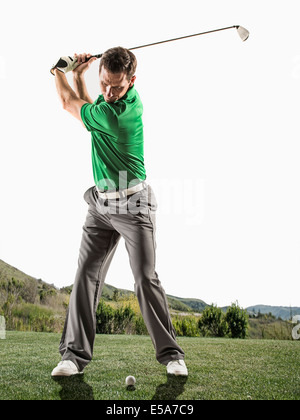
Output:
top-left (134, 270), bottom-right (160, 291)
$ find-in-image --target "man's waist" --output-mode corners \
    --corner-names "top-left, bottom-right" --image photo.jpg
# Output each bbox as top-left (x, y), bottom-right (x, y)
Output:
top-left (96, 181), bottom-right (147, 200)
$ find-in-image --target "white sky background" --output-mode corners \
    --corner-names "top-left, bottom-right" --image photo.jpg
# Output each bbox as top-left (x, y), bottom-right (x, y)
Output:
top-left (0, 0), bottom-right (299, 308)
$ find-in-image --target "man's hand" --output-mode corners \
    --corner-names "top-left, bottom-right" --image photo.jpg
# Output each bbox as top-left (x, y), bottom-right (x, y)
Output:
top-left (50, 53), bottom-right (97, 76)
top-left (50, 56), bottom-right (79, 75)
top-left (72, 53), bottom-right (98, 76)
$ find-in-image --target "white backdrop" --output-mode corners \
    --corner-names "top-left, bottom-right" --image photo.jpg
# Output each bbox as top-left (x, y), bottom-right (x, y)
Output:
top-left (0, 0), bottom-right (299, 307)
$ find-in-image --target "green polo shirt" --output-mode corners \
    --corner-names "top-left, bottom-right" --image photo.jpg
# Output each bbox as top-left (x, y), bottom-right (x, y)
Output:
top-left (80, 86), bottom-right (146, 191)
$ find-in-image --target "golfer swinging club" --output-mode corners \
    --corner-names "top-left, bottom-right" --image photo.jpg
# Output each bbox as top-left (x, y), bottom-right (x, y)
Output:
top-left (51, 47), bottom-right (188, 377)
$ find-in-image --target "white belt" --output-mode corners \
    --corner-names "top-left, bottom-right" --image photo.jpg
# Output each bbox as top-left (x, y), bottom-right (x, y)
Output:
top-left (96, 181), bottom-right (147, 200)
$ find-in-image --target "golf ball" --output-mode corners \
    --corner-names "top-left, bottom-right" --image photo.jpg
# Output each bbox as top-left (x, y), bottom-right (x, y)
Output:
top-left (125, 375), bottom-right (136, 386)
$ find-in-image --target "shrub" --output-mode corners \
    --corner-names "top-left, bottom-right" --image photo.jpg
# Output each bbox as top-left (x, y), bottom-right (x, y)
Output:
top-left (198, 305), bottom-right (228, 337)
top-left (96, 300), bottom-right (115, 334)
top-left (95, 299), bottom-right (135, 334)
top-left (113, 305), bottom-right (135, 334)
top-left (173, 315), bottom-right (200, 337)
top-left (9, 303), bottom-right (63, 332)
top-left (133, 314), bottom-right (148, 335)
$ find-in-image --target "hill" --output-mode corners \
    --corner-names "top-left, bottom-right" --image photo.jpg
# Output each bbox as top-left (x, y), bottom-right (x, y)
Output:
top-left (246, 305), bottom-right (300, 321)
top-left (0, 258), bottom-right (43, 288)
top-left (0, 259), bottom-right (206, 313)
top-left (166, 294), bottom-right (207, 313)
top-left (1, 258), bottom-right (299, 320)
top-left (0, 259), bottom-right (58, 305)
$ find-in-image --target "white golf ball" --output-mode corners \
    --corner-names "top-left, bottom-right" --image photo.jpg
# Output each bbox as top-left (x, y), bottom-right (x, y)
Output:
top-left (125, 375), bottom-right (136, 386)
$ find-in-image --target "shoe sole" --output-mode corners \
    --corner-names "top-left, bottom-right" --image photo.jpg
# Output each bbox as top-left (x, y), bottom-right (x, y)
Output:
top-left (51, 370), bottom-right (83, 377)
top-left (167, 371), bottom-right (188, 376)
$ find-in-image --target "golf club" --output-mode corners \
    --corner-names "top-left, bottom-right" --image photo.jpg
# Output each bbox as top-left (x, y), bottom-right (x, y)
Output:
top-left (94, 25), bottom-right (250, 58)
top-left (50, 25), bottom-right (249, 74)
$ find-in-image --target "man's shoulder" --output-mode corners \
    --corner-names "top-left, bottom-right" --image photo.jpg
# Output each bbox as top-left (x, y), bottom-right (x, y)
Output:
top-left (114, 87), bottom-right (143, 115)
top-left (90, 96), bottom-right (118, 117)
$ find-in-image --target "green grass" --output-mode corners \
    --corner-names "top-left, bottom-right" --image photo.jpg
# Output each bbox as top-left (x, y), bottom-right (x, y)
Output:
top-left (0, 332), bottom-right (299, 400)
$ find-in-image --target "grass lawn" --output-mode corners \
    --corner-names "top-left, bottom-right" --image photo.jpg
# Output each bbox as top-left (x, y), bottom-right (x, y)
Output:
top-left (0, 331), bottom-right (299, 400)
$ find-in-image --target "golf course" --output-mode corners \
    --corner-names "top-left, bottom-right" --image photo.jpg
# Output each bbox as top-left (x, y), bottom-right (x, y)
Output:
top-left (0, 331), bottom-right (299, 400)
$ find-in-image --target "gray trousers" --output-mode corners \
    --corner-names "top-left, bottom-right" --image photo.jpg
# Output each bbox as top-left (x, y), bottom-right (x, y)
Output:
top-left (59, 184), bottom-right (184, 371)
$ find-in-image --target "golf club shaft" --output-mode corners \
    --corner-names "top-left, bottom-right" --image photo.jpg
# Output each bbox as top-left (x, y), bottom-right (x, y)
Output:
top-left (93, 25), bottom-right (238, 58)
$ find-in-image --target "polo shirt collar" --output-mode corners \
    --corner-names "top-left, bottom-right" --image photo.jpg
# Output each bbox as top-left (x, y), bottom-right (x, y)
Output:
top-left (123, 85), bottom-right (135, 100)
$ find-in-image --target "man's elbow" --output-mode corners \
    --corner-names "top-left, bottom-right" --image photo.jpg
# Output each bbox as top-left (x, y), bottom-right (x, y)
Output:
top-left (61, 96), bottom-right (85, 122)
top-left (61, 95), bottom-right (73, 112)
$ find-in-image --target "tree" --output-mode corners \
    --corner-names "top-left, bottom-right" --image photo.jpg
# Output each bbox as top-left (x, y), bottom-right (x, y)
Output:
top-left (225, 302), bottom-right (249, 339)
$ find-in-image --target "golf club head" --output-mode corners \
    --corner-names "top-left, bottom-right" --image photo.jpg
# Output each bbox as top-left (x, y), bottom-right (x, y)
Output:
top-left (236, 26), bottom-right (250, 42)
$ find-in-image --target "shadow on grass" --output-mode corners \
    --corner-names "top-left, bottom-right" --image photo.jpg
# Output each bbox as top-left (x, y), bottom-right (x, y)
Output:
top-left (52, 375), bottom-right (94, 400)
top-left (152, 374), bottom-right (188, 400)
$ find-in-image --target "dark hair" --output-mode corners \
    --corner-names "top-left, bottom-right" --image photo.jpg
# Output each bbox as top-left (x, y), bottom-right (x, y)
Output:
top-left (99, 47), bottom-right (137, 81)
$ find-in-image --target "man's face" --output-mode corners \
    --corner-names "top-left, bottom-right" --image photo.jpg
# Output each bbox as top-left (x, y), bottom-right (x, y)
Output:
top-left (99, 67), bottom-right (136, 103)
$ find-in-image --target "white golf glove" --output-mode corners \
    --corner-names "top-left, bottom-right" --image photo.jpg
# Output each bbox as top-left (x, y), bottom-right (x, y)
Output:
top-left (50, 56), bottom-right (79, 75)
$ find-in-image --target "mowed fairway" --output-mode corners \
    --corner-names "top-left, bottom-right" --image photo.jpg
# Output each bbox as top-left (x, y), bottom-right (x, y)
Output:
top-left (0, 331), bottom-right (299, 400)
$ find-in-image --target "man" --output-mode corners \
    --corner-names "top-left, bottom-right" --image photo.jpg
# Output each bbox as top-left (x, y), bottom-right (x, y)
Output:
top-left (50, 47), bottom-right (187, 377)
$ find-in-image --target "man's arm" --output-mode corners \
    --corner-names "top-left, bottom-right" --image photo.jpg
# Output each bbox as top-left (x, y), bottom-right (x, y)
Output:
top-left (53, 69), bottom-right (87, 122)
top-left (72, 54), bottom-right (98, 103)
top-left (53, 53), bottom-right (98, 121)
top-left (73, 73), bottom-right (94, 104)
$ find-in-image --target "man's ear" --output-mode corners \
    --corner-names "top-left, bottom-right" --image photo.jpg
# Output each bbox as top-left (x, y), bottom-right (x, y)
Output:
top-left (129, 75), bottom-right (136, 87)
